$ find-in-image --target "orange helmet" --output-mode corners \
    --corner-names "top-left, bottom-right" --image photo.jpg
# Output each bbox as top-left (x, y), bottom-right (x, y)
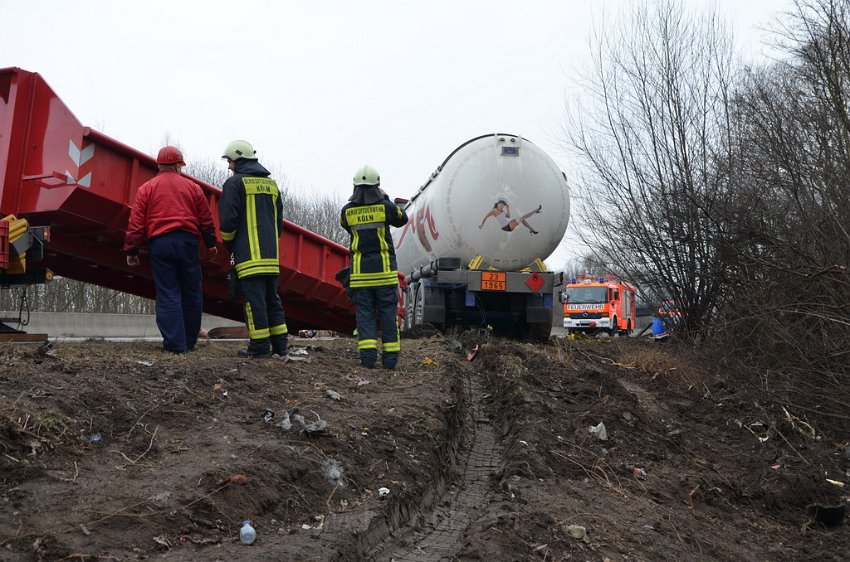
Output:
top-left (156, 146), bottom-right (186, 166)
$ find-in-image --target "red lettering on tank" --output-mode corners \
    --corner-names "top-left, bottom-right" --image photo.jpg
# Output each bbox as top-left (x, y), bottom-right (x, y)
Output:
top-left (397, 205), bottom-right (439, 253)
top-left (425, 207), bottom-right (439, 240)
top-left (397, 220), bottom-right (413, 248)
top-left (415, 206), bottom-right (439, 252)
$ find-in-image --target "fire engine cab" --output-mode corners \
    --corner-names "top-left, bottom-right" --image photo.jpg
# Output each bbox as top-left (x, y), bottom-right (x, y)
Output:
top-left (560, 275), bottom-right (636, 336)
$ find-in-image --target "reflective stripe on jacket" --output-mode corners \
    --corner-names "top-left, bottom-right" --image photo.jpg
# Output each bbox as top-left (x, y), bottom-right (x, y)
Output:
top-left (218, 160), bottom-right (283, 278)
top-left (340, 197), bottom-right (409, 288)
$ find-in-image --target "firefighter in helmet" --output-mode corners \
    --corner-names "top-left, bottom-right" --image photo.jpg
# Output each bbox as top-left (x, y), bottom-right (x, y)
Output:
top-left (340, 165), bottom-right (409, 369)
top-left (218, 140), bottom-right (288, 358)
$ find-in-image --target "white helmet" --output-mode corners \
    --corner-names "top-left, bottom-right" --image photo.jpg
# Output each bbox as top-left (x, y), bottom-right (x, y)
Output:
top-left (353, 165), bottom-right (380, 186)
top-left (222, 140), bottom-right (257, 161)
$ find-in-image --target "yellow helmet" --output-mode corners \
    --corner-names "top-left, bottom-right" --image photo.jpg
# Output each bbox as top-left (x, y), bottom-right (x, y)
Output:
top-left (222, 140), bottom-right (257, 161)
top-left (353, 165), bottom-right (380, 186)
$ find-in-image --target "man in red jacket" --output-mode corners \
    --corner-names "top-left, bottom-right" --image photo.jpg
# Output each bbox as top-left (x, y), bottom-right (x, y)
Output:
top-left (124, 146), bottom-right (218, 354)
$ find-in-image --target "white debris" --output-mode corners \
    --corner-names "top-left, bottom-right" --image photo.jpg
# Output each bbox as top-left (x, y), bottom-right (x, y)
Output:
top-left (564, 524), bottom-right (587, 540)
top-left (589, 422), bottom-right (608, 441)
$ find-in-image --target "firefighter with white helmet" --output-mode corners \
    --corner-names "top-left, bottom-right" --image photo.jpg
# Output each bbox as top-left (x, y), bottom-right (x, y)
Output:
top-left (222, 140), bottom-right (257, 162)
top-left (219, 140), bottom-right (288, 358)
top-left (340, 165), bottom-right (409, 369)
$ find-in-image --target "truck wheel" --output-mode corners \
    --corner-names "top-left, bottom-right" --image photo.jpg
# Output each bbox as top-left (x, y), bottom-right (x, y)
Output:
top-left (413, 285), bottom-right (425, 326)
top-left (610, 317), bottom-right (618, 337)
top-left (404, 285), bottom-right (417, 330)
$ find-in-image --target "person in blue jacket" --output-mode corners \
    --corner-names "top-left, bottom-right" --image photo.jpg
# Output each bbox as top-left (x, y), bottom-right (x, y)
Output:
top-left (651, 317), bottom-right (670, 340)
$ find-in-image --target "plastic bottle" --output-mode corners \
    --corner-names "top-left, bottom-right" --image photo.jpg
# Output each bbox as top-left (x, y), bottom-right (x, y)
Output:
top-left (240, 520), bottom-right (256, 545)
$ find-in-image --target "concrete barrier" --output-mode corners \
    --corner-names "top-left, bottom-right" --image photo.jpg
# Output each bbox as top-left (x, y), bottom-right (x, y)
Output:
top-left (0, 312), bottom-right (243, 338)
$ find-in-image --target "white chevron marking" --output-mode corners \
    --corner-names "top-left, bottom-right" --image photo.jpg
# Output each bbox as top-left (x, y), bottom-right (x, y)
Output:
top-left (78, 173), bottom-right (92, 188)
top-left (67, 140), bottom-right (94, 166)
top-left (79, 144), bottom-right (94, 165)
top-left (68, 140), bottom-right (81, 166)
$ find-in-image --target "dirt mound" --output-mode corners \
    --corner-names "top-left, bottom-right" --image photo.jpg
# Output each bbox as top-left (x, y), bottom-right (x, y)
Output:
top-left (0, 336), bottom-right (846, 561)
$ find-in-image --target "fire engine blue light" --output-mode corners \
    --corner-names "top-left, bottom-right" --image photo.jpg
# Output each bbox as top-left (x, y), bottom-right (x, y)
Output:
top-left (571, 278), bottom-right (577, 283)
top-left (598, 277), bottom-right (605, 283)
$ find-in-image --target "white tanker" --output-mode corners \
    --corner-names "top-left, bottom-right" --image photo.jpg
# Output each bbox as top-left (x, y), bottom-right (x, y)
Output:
top-left (392, 133), bottom-right (570, 339)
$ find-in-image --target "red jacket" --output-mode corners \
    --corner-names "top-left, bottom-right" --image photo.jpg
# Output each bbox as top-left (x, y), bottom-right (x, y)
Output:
top-left (123, 170), bottom-right (216, 255)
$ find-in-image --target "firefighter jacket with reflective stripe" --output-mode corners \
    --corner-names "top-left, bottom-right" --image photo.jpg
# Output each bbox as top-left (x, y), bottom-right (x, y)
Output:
top-left (340, 194), bottom-right (409, 288)
top-left (124, 169), bottom-right (216, 255)
top-left (218, 160), bottom-right (283, 279)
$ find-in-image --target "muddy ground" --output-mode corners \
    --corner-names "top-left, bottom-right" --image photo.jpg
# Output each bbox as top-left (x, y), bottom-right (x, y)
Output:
top-left (0, 329), bottom-right (847, 561)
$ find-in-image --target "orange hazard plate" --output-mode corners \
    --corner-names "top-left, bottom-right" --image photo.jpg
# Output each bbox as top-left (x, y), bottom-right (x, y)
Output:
top-left (481, 271), bottom-right (506, 291)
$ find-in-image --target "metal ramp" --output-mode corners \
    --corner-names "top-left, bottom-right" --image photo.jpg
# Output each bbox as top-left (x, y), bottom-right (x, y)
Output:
top-left (0, 67), bottom-right (354, 333)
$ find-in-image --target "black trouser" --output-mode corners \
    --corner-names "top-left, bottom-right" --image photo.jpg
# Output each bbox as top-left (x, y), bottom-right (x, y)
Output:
top-left (239, 274), bottom-right (288, 354)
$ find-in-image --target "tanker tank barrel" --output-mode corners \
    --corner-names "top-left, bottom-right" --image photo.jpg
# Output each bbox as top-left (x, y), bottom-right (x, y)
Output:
top-left (391, 133), bottom-right (569, 339)
top-left (392, 134), bottom-right (569, 275)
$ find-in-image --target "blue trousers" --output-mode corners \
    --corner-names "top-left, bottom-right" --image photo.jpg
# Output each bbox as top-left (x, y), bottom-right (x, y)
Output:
top-left (149, 231), bottom-right (203, 353)
top-left (351, 285), bottom-right (400, 368)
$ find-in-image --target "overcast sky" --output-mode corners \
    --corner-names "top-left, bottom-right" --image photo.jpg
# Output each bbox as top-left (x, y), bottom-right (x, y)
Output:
top-left (1, 0), bottom-right (792, 265)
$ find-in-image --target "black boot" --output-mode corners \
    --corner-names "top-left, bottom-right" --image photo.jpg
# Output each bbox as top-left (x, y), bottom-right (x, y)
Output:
top-left (271, 335), bottom-right (288, 357)
top-left (382, 352), bottom-right (399, 370)
top-left (237, 349), bottom-right (272, 358)
top-left (360, 349), bottom-right (377, 369)
top-left (237, 340), bottom-right (272, 358)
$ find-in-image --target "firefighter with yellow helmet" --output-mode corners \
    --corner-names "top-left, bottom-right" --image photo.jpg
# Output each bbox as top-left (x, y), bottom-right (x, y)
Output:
top-left (219, 140), bottom-right (288, 358)
top-left (340, 165), bottom-right (409, 369)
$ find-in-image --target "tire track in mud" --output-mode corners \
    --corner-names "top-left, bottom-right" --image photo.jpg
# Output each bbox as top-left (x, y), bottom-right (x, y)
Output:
top-left (618, 378), bottom-right (668, 419)
top-left (368, 374), bottom-right (503, 562)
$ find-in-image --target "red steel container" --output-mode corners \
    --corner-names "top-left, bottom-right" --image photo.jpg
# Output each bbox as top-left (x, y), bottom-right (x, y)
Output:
top-left (0, 67), bottom-right (354, 332)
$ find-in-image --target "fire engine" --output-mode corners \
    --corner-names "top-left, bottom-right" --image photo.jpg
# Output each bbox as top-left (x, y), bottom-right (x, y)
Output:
top-left (560, 275), bottom-right (636, 336)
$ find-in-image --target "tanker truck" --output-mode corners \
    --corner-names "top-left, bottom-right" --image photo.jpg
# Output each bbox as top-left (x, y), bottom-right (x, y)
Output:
top-left (393, 133), bottom-right (570, 339)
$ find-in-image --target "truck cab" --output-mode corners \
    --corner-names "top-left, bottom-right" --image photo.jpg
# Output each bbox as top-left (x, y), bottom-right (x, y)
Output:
top-left (560, 275), bottom-right (636, 336)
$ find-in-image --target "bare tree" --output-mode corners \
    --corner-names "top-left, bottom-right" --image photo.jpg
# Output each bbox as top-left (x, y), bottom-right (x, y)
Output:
top-left (283, 188), bottom-right (348, 246)
top-left (186, 158), bottom-right (230, 189)
top-left (565, 0), bottom-right (738, 339)
top-left (714, 0), bottom-right (850, 432)
top-left (1, 279), bottom-right (155, 315)
top-left (558, 253), bottom-right (615, 281)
